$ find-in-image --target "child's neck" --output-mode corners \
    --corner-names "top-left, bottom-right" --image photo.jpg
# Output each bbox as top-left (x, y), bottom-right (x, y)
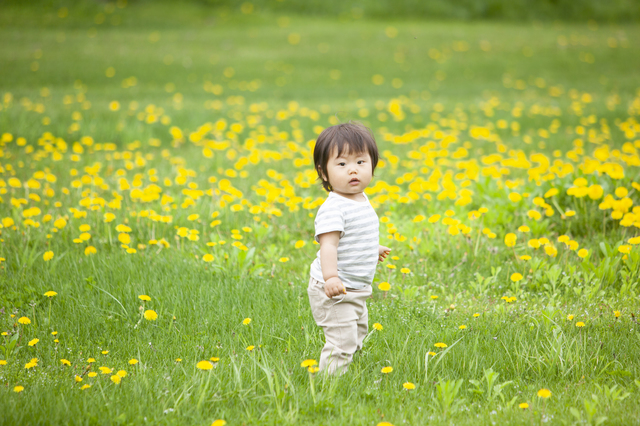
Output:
top-left (332, 190), bottom-right (367, 202)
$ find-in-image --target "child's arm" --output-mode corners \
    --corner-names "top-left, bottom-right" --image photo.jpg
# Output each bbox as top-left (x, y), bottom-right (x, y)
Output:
top-left (318, 231), bottom-right (346, 298)
top-left (378, 245), bottom-right (391, 262)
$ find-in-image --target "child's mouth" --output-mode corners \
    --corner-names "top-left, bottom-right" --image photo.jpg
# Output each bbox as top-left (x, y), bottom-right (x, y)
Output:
top-left (349, 179), bottom-right (360, 185)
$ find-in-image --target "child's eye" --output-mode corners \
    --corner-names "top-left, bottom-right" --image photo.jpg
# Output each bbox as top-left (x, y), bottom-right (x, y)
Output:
top-left (338, 162), bottom-right (346, 166)
top-left (357, 160), bottom-right (366, 164)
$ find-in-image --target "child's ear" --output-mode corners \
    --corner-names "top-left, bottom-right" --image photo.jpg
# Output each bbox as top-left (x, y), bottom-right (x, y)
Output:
top-left (317, 166), bottom-right (327, 181)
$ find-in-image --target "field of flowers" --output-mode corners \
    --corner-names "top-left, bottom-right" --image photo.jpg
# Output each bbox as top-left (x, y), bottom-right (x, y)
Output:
top-left (1, 2), bottom-right (640, 425)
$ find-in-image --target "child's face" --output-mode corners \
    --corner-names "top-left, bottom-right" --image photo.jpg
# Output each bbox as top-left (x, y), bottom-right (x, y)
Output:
top-left (323, 146), bottom-right (373, 200)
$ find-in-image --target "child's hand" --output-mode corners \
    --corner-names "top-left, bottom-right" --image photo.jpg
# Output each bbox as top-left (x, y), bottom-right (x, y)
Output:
top-left (378, 245), bottom-right (391, 262)
top-left (324, 276), bottom-right (347, 298)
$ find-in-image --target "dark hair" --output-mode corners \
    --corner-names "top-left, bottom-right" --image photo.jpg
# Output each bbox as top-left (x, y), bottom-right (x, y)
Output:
top-left (313, 121), bottom-right (379, 192)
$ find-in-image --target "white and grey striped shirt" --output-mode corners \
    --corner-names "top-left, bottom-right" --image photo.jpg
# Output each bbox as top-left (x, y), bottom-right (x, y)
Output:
top-left (309, 192), bottom-right (380, 289)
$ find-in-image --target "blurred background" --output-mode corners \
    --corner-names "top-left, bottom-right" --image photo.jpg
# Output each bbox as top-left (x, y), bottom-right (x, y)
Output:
top-left (1, 0), bottom-right (639, 147)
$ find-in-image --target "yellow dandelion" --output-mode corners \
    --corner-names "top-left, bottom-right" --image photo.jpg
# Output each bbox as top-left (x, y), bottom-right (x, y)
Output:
top-left (246, 345), bottom-right (255, 351)
top-left (519, 402), bottom-right (529, 409)
top-left (43, 251), bottom-right (54, 261)
top-left (13, 385), bottom-right (24, 393)
top-left (373, 323), bottom-right (383, 331)
top-left (81, 384), bottom-right (91, 390)
top-left (60, 359), bottom-right (71, 366)
top-left (144, 310), bottom-right (158, 321)
top-left (434, 342), bottom-right (447, 348)
top-left (138, 295), bottom-right (151, 301)
top-left (510, 273), bottom-right (523, 282)
top-left (403, 382), bottom-right (416, 390)
top-left (278, 257), bottom-right (289, 263)
top-left (537, 388), bottom-right (552, 398)
top-left (18, 317), bottom-right (31, 325)
top-left (300, 359), bottom-right (318, 368)
top-left (196, 360), bottom-right (213, 370)
top-left (294, 240), bottom-right (306, 249)
top-left (381, 366), bottom-right (393, 374)
top-left (576, 321), bottom-right (585, 327)
top-left (110, 375), bottom-right (121, 384)
top-left (212, 420), bottom-right (227, 426)
top-left (242, 318), bottom-right (252, 325)
top-left (129, 359), bottom-right (138, 365)
top-left (377, 282), bottom-right (390, 291)
top-left (28, 338), bottom-right (39, 346)
top-left (44, 291), bottom-right (58, 297)
top-left (459, 325), bottom-right (467, 330)
top-left (400, 267), bottom-right (411, 274)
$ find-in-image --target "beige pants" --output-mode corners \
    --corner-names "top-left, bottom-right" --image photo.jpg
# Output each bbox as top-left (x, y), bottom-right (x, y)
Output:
top-left (307, 276), bottom-right (372, 375)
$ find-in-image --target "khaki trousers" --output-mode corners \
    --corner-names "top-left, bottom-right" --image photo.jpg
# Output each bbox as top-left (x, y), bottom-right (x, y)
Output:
top-left (307, 276), bottom-right (372, 375)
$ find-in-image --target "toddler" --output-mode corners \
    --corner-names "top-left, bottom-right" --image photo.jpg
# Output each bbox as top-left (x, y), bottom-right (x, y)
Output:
top-left (308, 121), bottom-right (391, 375)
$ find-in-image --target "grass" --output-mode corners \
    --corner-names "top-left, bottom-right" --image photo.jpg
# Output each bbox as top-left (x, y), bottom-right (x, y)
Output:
top-left (1, 2), bottom-right (640, 425)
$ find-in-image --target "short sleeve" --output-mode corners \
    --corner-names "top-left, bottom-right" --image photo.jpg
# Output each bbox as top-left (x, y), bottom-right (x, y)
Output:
top-left (314, 205), bottom-right (345, 242)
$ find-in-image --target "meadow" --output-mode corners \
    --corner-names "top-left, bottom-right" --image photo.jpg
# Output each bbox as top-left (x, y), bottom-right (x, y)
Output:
top-left (1, 1), bottom-right (640, 425)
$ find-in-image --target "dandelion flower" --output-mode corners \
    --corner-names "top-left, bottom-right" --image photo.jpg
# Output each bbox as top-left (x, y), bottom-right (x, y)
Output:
top-left (510, 273), bottom-right (523, 282)
top-left (520, 255), bottom-right (531, 260)
top-left (377, 422), bottom-right (393, 426)
top-left (110, 375), bottom-right (121, 384)
top-left (458, 325), bottom-right (467, 330)
top-left (473, 313), bottom-right (480, 317)
top-left (99, 366), bottom-right (112, 374)
top-left (60, 359), bottom-right (71, 366)
top-left (81, 384), bottom-right (91, 390)
top-left (537, 388), bottom-right (552, 398)
top-left (28, 338), bottom-right (39, 346)
top-left (373, 323), bottom-right (383, 331)
top-left (519, 402), bottom-right (529, 409)
top-left (246, 345), bottom-right (255, 351)
top-left (614, 310), bottom-right (621, 318)
top-left (300, 359), bottom-right (318, 368)
top-left (129, 359), bottom-right (138, 365)
top-left (618, 245), bottom-right (631, 254)
top-left (116, 370), bottom-right (127, 378)
top-left (210, 357), bottom-right (220, 362)
top-left (87, 357), bottom-right (96, 363)
top-left (196, 360), bottom-right (213, 370)
top-left (400, 268), bottom-right (411, 274)
top-left (0, 360), bottom-right (7, 366)
top-left (576, 322), bottom-right (585, 327)
top-left (242, 318), bottom-right (252, 325)
top-left (381, 366), bottom-right (393, 374)
top-left (278, 257), bottom-right (289, 263)
top-left (13, 385), bottom-right (24, 393)
top-left (578, 249), bottom-right (588, 258)
top-left (403, 382), bottom-right (415, 390)
top-left (18, 317), bottom-right (31, 325)
top-left (144, 310), bottom-right (158, 321)
top-left (308, 366), bottom-right (319, 373)
top-left (212, 420), bottom-right (227, 426)
top-left (567, 315), bottom-right (574, 321)
top-left (88, 372), bottom-right (97, 378)
top-left (430, 295), bottom-right (438, 300)
top-left (294, 240), bottom-right (306, 249)
top-left (434, 342), bottom-right (447, 348)
top-left (44, 291), bottom-right (57, 297)
top-left (428, 351), bottom-right (436, 356)
top-left (377, 282), bottom-right (390, 291)
top-left (138, 295), bottom-right (151, 301)
top-left (43, 251), bottom-right (54, 261)
top-left (75, 375), bottom-right (82, 382)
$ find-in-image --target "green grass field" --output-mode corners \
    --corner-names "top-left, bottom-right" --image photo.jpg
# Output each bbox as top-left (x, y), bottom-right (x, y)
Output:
top-left (1, 2), bottom-right (640, 425)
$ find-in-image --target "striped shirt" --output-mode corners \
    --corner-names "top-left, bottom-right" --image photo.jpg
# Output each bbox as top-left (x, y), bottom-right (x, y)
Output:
top-left (309, 192), bottom-right (380, 289)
